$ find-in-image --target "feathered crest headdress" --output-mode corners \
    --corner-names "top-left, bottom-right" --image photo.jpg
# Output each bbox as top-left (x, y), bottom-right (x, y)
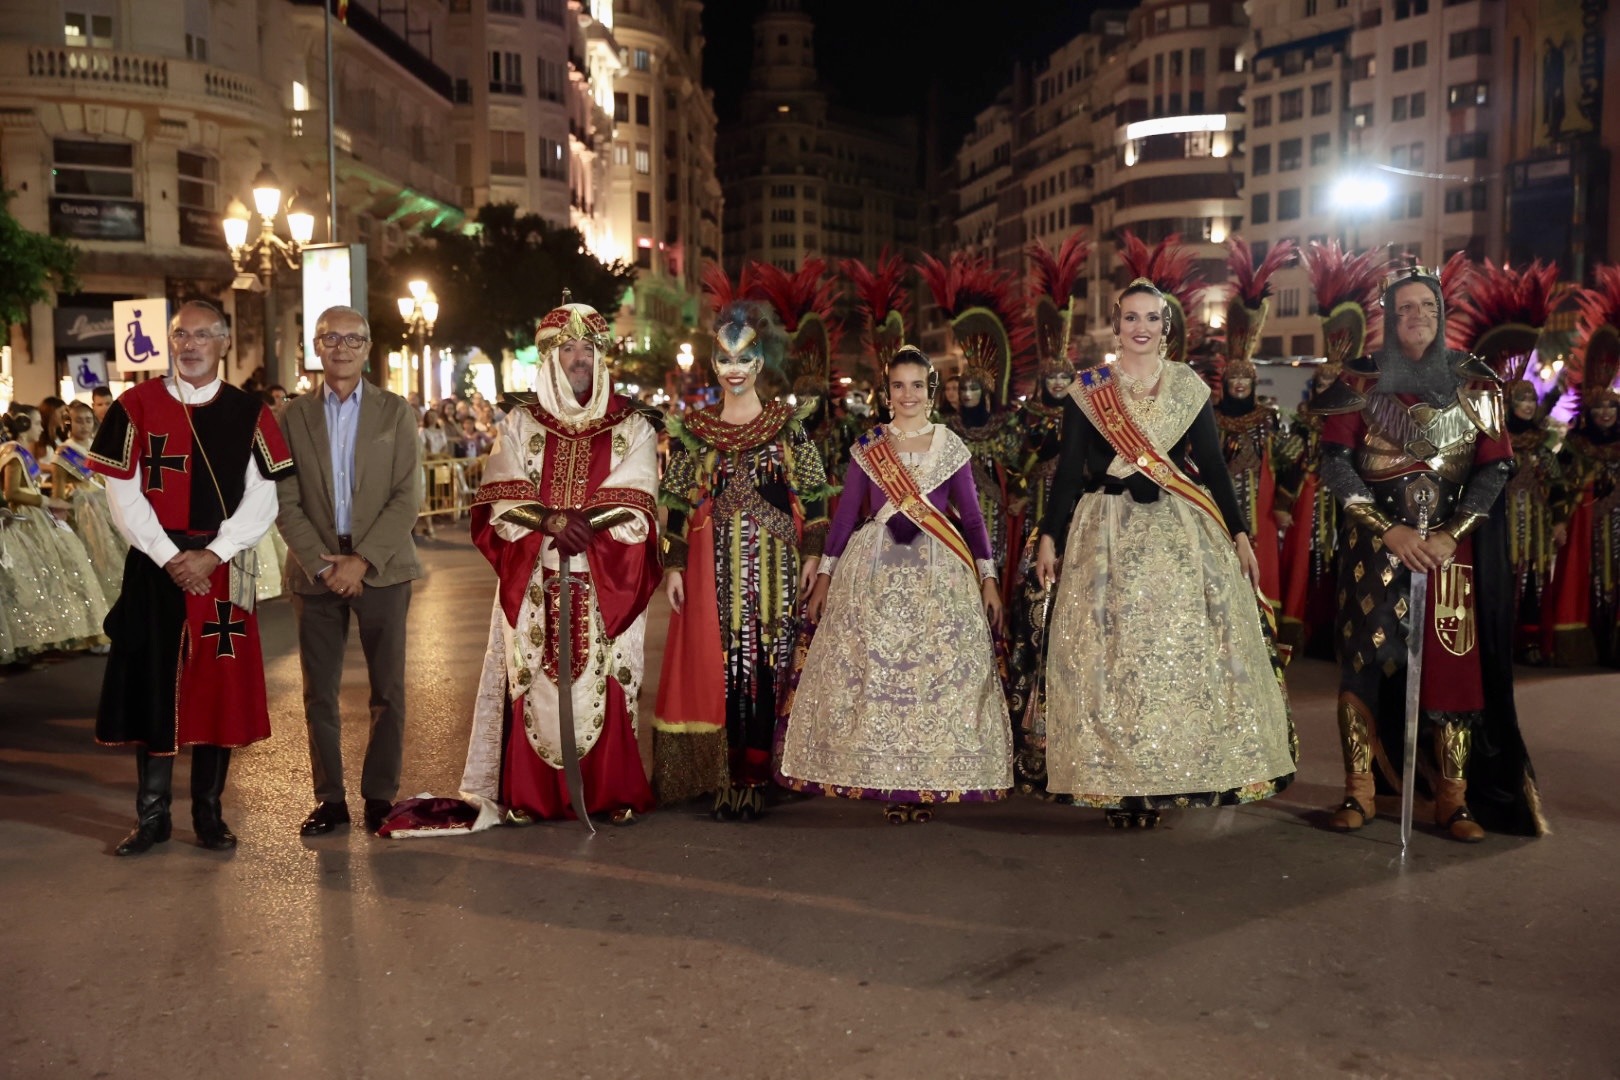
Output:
top-left (1116, 231), bottom-right (1206, 365)
top-left (1451, 259), bottom-right (1561, 377)
top-left (700, 261), bottom-right (760, 315)
top-left (1575, 264), bottom-right (1620, 407)
top-left (840, 249), bottom-right (911, 378)
top-left (1221, 235), bottom-right (1296, 378)
top-left (915, 251), bottom-right (1033, 406)
top-left (748, 258), bottom-right (841, 391)
top-left (1026, 232), bottom-right (1092, 373)
top-left (1437, 252), bottom-right (1476, 350)
top-left (1303, 240), bottom-right (1388, 370)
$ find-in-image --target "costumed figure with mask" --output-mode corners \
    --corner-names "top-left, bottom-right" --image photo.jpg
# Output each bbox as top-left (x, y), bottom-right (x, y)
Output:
top-left (52, 399), bottom-right (131, 603)
top-left (654, 286), bottom-right (832, 821)
top-left (1276, 242), bottom-right (1387, 655)
top-left (1315, 265), bottom-right (1546, 841)
top-left (753, 259), bottom-right (850, 481)
top-left (1, 406), bottom-right (110, 657)
top-left (1543, 266), bottom-right (1620, 667)
top-left (1213, 237), bottom-right (1298, 614)
top-left (1033, 274), bottom-right (1296, 829)
top-left (1449, 259), bottom-right (1568, 664)
top-left (398, 300), bottom-right (661, 833)
top-left (915, 253), bottom-right (1031, 581)
top-left (1003, 234), bottom-right (1090, 796)
top-left (775, 346), bottom-right (1013, 821)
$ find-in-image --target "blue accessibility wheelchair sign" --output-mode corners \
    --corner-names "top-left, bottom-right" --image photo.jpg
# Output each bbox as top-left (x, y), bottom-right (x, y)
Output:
top-left (112, 298), bottom-right (170, 373)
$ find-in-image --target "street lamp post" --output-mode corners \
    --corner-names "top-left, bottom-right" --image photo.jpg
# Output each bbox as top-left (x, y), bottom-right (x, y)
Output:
top-left (397, 280), bottom-right (440, 403)
top-left (223, 163), bottom-right (314, 389)
top-left (675, 341), bottom-right (693, 407)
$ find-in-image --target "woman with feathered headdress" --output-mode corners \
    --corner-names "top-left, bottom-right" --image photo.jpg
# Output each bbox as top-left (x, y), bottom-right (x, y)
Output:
top-left (1543, 264), bottom-right (1620, 667)
top-left (652, 276), bottom-right (834, 820)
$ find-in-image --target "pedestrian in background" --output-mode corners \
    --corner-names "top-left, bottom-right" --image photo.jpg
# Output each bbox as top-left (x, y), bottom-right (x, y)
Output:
top-left (276, 305), bottom-right (423, 837)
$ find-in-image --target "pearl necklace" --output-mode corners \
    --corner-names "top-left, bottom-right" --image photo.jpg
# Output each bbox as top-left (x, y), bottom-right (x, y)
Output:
top-left (889, 422), bottom-right (934, 439)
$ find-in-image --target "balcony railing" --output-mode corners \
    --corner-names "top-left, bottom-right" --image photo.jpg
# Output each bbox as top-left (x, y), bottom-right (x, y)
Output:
top-left (11, 43), bottom-right (275, 116)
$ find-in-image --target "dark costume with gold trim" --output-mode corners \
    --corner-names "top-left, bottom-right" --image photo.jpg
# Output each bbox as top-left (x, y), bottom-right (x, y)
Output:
top-left (1316, 271), bottom-right (1545, 837)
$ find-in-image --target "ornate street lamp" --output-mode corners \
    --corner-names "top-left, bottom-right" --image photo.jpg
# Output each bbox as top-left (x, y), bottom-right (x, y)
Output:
top-left (222, 163), bottom-right (314, 388)
top-left (398, 280), bottom-right (440, 402)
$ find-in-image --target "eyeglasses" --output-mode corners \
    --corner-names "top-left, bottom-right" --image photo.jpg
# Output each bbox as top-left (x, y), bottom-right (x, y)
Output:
top-left (1395, 302), bottom-right (1439, 318)
top-left (168, 329), bottom-right (225, 344)
top-left (317, 332), bottom-right (371, 349)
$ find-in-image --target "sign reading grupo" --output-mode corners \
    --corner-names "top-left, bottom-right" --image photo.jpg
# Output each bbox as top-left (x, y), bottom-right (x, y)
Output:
top-left (50, 197), bottom-right (144, 242)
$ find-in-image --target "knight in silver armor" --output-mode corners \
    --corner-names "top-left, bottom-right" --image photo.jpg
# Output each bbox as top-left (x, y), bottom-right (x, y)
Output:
top-left (1312, 266), bottom-right (1545, 841)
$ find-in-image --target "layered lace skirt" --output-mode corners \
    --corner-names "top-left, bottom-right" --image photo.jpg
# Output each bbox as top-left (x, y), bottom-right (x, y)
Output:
top-left (1044, 490), bottom-right (1296, 808)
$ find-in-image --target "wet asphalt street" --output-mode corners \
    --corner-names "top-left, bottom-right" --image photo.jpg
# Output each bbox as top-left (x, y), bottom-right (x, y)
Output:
top-left (2, 528), bottom-right (1617, 1079)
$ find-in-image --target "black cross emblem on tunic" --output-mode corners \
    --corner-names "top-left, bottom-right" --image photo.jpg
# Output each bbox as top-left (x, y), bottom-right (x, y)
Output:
top-left (201, 599), bottom-right (248, 659)
top-left (143, 433), bottom-right (188, 492)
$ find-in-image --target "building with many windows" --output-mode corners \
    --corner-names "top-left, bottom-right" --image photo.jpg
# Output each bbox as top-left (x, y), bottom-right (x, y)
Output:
top-left (716, 0), bottom-right (920, 278)
top-left (0, 0), bottom-right (463, 404)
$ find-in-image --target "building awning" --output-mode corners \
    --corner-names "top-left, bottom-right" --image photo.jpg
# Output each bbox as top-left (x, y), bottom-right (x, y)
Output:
top-left (1253, 27), bottom-right (1351, 63)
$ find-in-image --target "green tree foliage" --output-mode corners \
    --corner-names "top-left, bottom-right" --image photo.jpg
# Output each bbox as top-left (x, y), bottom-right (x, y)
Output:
top-left (0, 189), bottom-right (79, 327)
top-left (370, 203), bottom-right (634, 399)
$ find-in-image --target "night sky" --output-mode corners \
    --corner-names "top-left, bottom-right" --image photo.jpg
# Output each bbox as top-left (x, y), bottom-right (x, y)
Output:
top-left (701, 0), bottom-right (1100, 151)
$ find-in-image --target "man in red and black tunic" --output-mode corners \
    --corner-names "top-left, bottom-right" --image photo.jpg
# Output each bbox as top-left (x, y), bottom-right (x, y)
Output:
top-left (1315, 269), bottom-right (1544, 841)
top-left (88, 301), bottom-right (295, 855)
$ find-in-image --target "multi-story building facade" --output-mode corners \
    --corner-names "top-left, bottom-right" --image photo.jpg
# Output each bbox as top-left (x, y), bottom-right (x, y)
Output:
top-left (0, 0), bottom-right (462, 404)
top-left (601, 0), bottom-right (720, 348)
top-left (717, 0), bottom-right (920, 279)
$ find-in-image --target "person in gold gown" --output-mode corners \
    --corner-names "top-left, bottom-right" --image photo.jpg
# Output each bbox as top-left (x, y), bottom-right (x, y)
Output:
top-left (1034, 281), bottom-right (1296, 828)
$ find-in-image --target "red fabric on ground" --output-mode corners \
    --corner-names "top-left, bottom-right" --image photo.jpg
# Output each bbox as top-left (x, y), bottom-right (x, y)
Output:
top-left (500, 679), bottom-right (654, 819)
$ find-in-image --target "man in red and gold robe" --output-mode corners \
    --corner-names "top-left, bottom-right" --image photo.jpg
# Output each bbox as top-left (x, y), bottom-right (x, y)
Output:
top-left (395, 301), bottom-right (660, 833)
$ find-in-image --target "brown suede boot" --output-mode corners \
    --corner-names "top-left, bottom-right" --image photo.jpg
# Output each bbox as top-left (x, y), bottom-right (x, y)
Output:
top-left (1327, 695), bottom-right (1377, 831)
top-left (1433, 777), bottom-right (1485, 842)
top-left (1329, 771), bottom-right (1378, 830)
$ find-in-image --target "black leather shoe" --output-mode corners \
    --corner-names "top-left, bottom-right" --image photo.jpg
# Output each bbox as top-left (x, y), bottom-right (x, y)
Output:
top-left (115, 817), bottom-right (172, 856)
top-left (300, 801), bottom-right (351, 836)
top-left (195, 816), bottom-right (238, 850)
top-left (363, 799), bottom-right (392, 834)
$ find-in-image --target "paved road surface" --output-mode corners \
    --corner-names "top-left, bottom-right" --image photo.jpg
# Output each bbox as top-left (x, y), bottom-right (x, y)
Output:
top-left (2, 529), bottom-right (1617, 1078)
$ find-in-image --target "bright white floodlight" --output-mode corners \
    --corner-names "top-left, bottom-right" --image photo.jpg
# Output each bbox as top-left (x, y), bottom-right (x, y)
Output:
top-left (1331, 174), bottom-right (1391, 211)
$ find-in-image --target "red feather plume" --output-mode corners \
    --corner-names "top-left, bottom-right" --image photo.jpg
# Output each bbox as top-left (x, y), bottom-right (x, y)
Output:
top-left (1450, 258), bottom-right (1560, 352)
top-left (700, 261), bottom-right (761, 315)
top-left (1026, 232), bottom-right (1091, 306)
top-left (1117, 231), bottom-right (1206, 327)
top-left (1574, 263), bottom-right (1620, 400)
top-left (915, 251), bottom-right (1035, 401)
top-left (1224, 235), bottom-right (1296, 307)
top-left (1302, 240), bottom-right (1387, 350)
top-left (840, 249), bottom-right (911, 371)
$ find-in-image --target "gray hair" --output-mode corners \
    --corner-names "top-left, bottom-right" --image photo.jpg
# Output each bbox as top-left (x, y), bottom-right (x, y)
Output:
top-left (171, 300), bottom-right (229, 335)
top-left (315, 305), bottom-right (371, 339)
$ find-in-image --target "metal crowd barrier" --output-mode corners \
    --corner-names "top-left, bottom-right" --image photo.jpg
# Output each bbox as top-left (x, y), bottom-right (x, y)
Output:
top-left (418, 453), bottom-right (487, 521)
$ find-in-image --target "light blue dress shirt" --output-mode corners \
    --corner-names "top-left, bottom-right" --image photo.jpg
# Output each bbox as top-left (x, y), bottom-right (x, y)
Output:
top-left (324, 379), bottom-right (363, 536)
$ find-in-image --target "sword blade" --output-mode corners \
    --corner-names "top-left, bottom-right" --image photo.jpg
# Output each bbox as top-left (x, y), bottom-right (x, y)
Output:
top-left (555, 557), bottom-right (595, 834)
top-left (1399, 568), bottom-right (1428, 854)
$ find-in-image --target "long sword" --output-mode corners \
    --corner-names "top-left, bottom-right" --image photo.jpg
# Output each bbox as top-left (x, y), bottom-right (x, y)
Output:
top-left (554, 507), bottom-right (636, 834)
top-left (554, 550), bottom-right (595, 835)
top-left (1399, 488), bottom-right (1436, 855)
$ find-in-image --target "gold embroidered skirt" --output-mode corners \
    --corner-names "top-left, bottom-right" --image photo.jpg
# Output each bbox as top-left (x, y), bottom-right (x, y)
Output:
top-left (1045, 491), bottom-right (1295, 807)
top-left (778, 520), bottom-right (1013, 799)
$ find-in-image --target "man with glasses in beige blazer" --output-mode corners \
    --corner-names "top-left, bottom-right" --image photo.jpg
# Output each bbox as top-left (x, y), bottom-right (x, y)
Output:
top-left (277, 306), bottom-right (423, 836)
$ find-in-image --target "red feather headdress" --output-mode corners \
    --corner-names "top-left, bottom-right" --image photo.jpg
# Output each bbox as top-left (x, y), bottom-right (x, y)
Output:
top-left (1437, 251), bottom-right (1476, 350)
top-left (840, 248), bottom-right (911, 375)
top-left (747, 258), bottom-right (841, 387)
top-left (916, 251), bottom-right (1033, 405)
top-left (1221, 235), bottom-right (1296, 373)
top-left (1575, 263), bottom-right (1620, 406)
top-left (1302, 240), bottom-right (1387, 365)
top-left (1026, 232), bottom-right (1091, 370)
top-left (1450, 259), bottom-right (1560, 375)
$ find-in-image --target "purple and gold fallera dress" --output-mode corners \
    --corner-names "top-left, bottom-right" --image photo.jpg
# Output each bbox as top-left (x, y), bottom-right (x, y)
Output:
top-left (777, 425), bottom-right (1013, 803)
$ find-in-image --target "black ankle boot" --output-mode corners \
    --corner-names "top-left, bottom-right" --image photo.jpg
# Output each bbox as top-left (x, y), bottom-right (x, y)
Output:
top-left (190, 745), bottom-right (237, 850)
top-left (115, 749), bottom-right (174, 856)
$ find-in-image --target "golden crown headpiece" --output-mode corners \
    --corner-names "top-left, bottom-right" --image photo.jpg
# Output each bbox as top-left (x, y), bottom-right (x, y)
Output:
top-left (1381, 263), bottom-right (1443, 297)
top-left (535, 295), bottom-right (611, 352)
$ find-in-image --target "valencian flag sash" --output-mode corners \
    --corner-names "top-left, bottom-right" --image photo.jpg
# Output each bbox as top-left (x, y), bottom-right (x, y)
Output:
top-left (1073, 364), bottom-right (1281, 631)
top-left (849, 427), bottom-right (976, 572)
top-left (55, 443), bottom-right (93, 481)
